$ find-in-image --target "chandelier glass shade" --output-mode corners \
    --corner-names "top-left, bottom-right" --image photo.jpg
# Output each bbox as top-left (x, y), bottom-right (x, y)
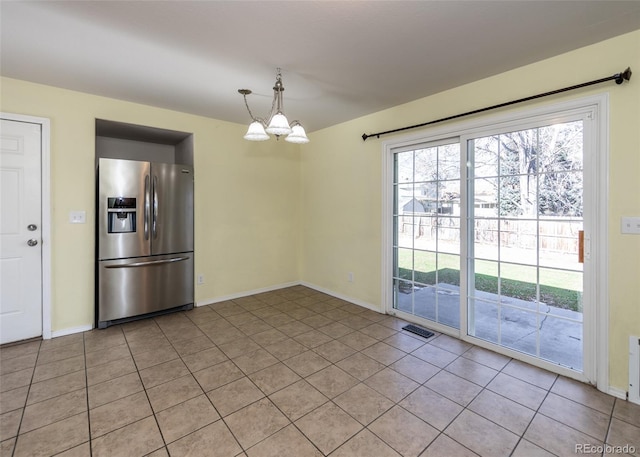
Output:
top-left (243, 121), bottom-right (269, 141)
top-left (239, 68), bottom-right (309, 144)
top-left (265, 112), bottom-right (292, 136)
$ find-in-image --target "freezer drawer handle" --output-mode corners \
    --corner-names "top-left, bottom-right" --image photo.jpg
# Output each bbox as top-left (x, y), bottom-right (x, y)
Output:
top-left (105, 256), bottom-right (190, 268)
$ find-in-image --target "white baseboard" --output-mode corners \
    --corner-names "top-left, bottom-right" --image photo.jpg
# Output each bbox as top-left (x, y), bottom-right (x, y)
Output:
top-left (630, 335), bottom-right (640, 405)
top-left (50, 324), bottom-right (93, 339)
top-left (196, 281), bottom-right (300, 307)
top-left (607, 386), bottom-right (627, 400)
top-left (300, 281), bottom-right (383, 314)
top-left (196, 280), bottom-right (384, 316)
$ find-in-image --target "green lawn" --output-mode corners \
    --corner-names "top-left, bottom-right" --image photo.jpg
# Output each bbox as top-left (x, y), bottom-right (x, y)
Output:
top-left (397, 250), bottom-right (582, 312)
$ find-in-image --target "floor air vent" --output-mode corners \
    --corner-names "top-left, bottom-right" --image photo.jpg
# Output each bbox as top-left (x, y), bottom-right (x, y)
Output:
top-left (402, 324), bottom-right (435, 339)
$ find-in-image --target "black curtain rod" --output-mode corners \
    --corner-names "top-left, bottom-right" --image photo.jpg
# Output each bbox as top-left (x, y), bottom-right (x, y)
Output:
top-left (362, 67), bottom-right (632, 141)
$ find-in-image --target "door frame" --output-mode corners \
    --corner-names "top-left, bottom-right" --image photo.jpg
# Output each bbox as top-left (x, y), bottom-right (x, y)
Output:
top-left (1, 112), bottom-right (52, 340)
top-left (381, 94), bottom-right (609, 392)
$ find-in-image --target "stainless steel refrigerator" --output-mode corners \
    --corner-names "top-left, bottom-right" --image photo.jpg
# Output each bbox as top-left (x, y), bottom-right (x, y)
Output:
top-left (97, 158), bottom-right (194, 328)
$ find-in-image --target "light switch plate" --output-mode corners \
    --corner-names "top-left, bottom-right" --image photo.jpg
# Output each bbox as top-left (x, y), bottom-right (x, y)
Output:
top-left (621, 217), bottom-right (640, 234)
top-left (69, 211), bottom-right (86, 224)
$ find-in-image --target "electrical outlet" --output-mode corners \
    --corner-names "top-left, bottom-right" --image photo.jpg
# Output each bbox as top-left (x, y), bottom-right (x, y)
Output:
top-left (197, 274), bottom-right (205, 285)
top-left (69, 211), bottom-right (86, 224)
top-left (348, 272), bottom-right (354, 283)
top-left (621, 217), bottom-right (640, 234)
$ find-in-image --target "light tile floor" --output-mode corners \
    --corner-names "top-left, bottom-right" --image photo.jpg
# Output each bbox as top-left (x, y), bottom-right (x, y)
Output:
top-left (1, 285), bottom-right (639, 457)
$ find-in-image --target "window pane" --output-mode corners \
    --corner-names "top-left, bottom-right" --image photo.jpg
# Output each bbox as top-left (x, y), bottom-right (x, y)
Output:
top-left (439, 143), bottom-right (460, 180)
top-left (439, 179), bottom-right (460, 215)
top-left (538, 122), bottom-right (583, 173)
top-left (416, 182), bottom-right (437, 210)
top-left (473, 136), bottom-right (499, 178)
top-left (474, 177), bottom-right (499, 218)
top-left (469, 298), bottom-right (499, 343)
top-left (539, 220), bottom-right (583, 269)
top-left (415, 148), bottom-right (437, 182)
top-left (394, 279), bottom-right (414, 314)
top-left (437, 253), bottom-right (460, 286)
top-left (539, 267), bottom-right (583, 314)
top-left (397, 216), bottom-right (414, 248)
top-left (500, 307), bottom-right (537, 356)
top-left (500, 219), bottom-right (537, 266)
top-left (396, 248), bottom-right (413, 279)
top-left (499, 133), bottom-right (521, 175)
top-left (538, 171), bottom-right (582, 217)
top-left (415, 216), bottom-right (436, 246)
top-left (414, 285), bottom-right (436, 321)
top-left (414, 250), bottom-right (437, 286)
top-left (395, 151), bottom-right (413, 184)
top-left (539, 316), bottom-right (582, 370)
top-left (438, 299), bottom-right (460, 329)
top-left (472, 260), bottom-right (499, 297)
top-left (500, 263), bottom-right (538, 306)
top-left (438, 223), bottom-right (460, 254)
top-left (474, 219), bottom-right (499, 261)
top-left (499, 174), bottom-right (537, 217)
top-left (499, 129), bottom-right (537, 174)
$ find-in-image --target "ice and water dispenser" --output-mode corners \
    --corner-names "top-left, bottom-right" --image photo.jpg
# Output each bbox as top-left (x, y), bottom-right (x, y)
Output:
top-left (107, 197), bottom-right (136, 233)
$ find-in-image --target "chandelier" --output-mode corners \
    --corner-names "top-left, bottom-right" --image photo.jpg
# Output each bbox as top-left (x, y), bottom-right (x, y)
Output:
top-left (238, 68), bottom-right (309, 144)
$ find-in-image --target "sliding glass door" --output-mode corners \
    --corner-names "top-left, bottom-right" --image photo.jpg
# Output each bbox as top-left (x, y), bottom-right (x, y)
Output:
top-left (393, 141), bottom-right (461, 330)
top-left (465, 121), bottom-right (585, 370)
top-left (390, 106), bottom-right (596, 375)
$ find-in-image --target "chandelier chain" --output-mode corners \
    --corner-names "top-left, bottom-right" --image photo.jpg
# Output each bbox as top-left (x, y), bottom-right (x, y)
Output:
top-left (242, 89), bottom-right (279, 126)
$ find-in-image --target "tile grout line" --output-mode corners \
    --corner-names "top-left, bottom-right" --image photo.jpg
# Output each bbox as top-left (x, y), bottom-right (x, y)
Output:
top-left (423, 346), bottom-right (492, 457)
top-left (142, 320), bottom-right (175, 455)
top-left (222, 293), bottom-right (325, 455)
top-left (219, 295), bottom-right (331, 455)
top-left (82, 331), bottom-right (94, 457)
top-left (222, 294), bottom-right (365, 456)
top-left (4, 287), bottom-right (637, 456)
top-left (510, 372), bottom-right (561, 456)
top-left (9, 338), bottom-right (42, 457)
top-left (168, 317), bottom-right (247, 456)
top-left (222, 298), bottom-right (485, 456)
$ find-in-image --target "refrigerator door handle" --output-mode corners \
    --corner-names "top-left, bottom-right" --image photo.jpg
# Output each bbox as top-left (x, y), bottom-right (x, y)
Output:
top-left (144, 175), bottom-right (150, 240)
top-left (104, 256), bottom-right (190, 268)
top-left (152, 175), bottom-right (158, 239)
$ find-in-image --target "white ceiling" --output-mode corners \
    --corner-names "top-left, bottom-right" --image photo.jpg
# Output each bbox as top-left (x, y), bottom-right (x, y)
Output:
top-left (2, 1), bottom-right (639, 133)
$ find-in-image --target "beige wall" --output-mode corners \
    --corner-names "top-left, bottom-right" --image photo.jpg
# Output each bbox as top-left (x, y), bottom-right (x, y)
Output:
top-left (0, 78), bottom-right (301, 331)
top-left (301, 30), bottom-right (640, 392)
top-left (1, 29), bottom-right (638, 392)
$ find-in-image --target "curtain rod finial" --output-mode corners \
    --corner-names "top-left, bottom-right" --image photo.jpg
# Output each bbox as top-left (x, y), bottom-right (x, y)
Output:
top-left (362, 133), bottom-right (369, 141)
top-left (615, 67), bottom-right (632, 84)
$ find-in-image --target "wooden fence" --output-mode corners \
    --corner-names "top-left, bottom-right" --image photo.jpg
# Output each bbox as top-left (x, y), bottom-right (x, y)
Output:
top-left (399, 214), bottom-right (582, 254)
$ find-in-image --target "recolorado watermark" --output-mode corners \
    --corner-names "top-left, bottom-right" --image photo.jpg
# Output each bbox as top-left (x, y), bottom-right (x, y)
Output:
top-left (575, 443), bottom-right (636, 454)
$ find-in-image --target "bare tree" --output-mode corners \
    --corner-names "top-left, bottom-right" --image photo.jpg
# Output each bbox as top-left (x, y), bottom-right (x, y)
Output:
top-left (472, 121), bottom-right (583, 218)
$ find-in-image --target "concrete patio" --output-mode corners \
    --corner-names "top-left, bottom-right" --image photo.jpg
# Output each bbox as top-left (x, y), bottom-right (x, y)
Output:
top-left (396, 283), bottom-right (583, 370)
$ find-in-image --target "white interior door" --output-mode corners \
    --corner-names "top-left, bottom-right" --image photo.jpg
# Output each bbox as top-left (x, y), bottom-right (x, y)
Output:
top-left (0, 119), bottom-right (42, 344)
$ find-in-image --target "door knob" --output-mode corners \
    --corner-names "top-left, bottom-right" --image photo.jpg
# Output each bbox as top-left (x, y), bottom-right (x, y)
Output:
top-left (27, 224), bottom-right (38, 231)
top-left (27, 239), bottom-right (38, 247)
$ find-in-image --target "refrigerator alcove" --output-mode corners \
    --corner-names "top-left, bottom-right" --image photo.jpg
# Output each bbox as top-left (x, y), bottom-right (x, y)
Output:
top-left (97, 158), bottom-right (194, 328)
